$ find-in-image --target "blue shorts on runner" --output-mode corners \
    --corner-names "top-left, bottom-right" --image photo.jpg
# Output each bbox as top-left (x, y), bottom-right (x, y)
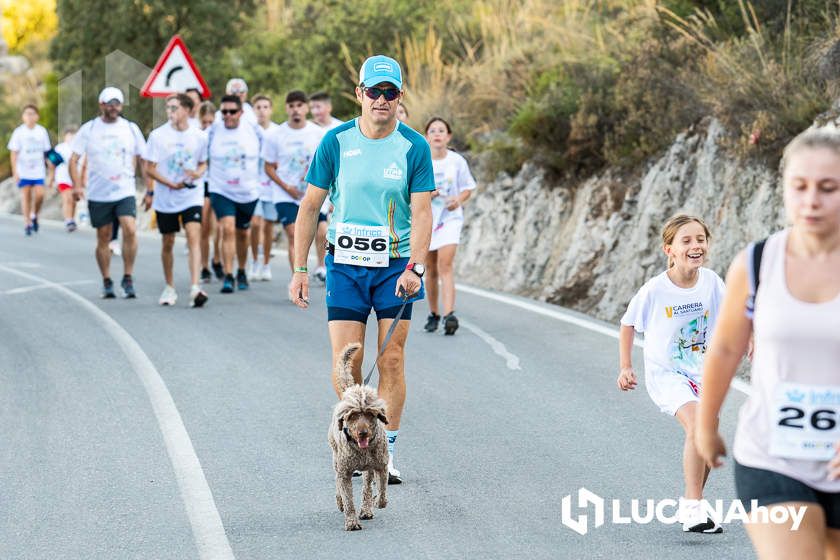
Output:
top-left (18, 178), bottom-right (45, 188)
top-left (275, 202), bottom-right (299, 227)
top-left (326, 254), bottom-right (423, 323)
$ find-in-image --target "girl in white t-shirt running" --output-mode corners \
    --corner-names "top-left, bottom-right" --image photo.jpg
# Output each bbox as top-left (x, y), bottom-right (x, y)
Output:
top-left (423, 117), bottom-right (477, 336)
top-left (697, 130), bottom-right (840, 559)
top-left (618, 214), bottom-right (726, 533)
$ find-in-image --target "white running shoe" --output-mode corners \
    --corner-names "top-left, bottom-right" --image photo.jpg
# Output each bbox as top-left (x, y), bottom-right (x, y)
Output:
top-left (680, 498), bottom-right (722, 533)
top-left (260, 263), bottom-right (272, 281)
top-left (189, 285), bottom-right (208, 308)
top-left (249, 260), bottom-right (261, 281)
top-left (109, 239), bottom-right (122, 256)
top-left (387, 454), bottom-right (402, 485)
top-left (315, 266), bottom-right (327, 283)
top-left (158, 285), bottom-right (178, 306)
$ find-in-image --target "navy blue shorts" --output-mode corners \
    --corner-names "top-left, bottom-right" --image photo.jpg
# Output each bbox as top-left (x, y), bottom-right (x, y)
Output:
top-left (318, 212), bottom-right (328, 223)
top-left (275, 202), bottom-right (299, 227)
top-left (18, 178), bottom-right (44, 188)
top-left (210, 193), bottom-right (257, 230)
top-left (735, 460), bottom-right (840, 528)
top-left (326, 254), bottom-right (422, 323)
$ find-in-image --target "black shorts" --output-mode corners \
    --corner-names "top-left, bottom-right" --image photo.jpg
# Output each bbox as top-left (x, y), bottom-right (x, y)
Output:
top-left (735, 460), bottom-right (840, 528)
top-left (203, 181), bottom-right (209, 198)
top-left (88, 197), bottom-right (136, 229)
top-left (156, 206), bottom-right (202, 234)
top-left (209, 193), bottom-right (257, 230)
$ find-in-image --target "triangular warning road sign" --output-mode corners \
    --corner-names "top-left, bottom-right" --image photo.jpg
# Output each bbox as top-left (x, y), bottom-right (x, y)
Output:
top-left (140, 35), bottom-right (211, 98)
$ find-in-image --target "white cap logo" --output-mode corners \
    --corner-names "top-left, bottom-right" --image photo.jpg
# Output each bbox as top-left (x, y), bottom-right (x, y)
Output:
top-left (373, 62), bottom-right (392, 73)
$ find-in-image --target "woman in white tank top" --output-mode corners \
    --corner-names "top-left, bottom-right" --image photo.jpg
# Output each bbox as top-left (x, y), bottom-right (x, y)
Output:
top-left (696, 129), bottom-right (840, 559)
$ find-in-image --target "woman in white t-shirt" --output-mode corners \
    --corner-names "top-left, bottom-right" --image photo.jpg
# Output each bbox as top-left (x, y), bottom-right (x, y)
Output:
top-left (617, 214), bottom-right (726, 533)
top-left (423, 118), bottom-right (477, 335)
top-left (697, 130), bottom-right (840, 558)
top-left (7, 104), bottom-right (53, 236)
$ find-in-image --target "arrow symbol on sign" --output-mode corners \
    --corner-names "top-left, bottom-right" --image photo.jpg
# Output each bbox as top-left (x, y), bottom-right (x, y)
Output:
top-left (165, 65), bottom-right (184, 87)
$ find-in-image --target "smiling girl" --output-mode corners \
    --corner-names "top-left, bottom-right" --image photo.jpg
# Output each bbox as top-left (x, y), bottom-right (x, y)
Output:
top-left (617, 214), bottom-right (726, 533)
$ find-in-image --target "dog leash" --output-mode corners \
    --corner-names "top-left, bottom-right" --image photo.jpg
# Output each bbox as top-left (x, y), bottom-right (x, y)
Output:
top-left (363, 290), bottom-right (410, 386)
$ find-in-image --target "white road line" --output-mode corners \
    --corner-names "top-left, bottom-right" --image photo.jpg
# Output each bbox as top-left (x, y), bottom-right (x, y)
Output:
top-left (2, 279), bottom-right (95, 295)
top-left (459, 319), bottom-right (522, 371)
top-left (0, 265), bottom-right (236, 560)
top-left (457, 283), bottom-right (752, 396)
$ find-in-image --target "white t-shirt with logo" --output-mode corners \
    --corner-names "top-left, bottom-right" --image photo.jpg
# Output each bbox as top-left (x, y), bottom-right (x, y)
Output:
top-left (8, 124), bottom-right (51, 180)
top-left (206, 121), bottom-right (262, 203)
top-left (261, 121), bottom-right (324, 205)
top-left (621, 268), bottom-right (725, 385)
top-left (431, 150), bottom-right (477, 228)
top-left (144, 122), bottom-right (208, 213)
top-left (256, 121), bottom-right (281, 202)
top-left (71, 117), bottom-right (146, 202)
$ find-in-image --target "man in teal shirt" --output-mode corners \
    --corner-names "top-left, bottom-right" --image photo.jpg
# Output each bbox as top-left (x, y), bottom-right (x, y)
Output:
top-left (291, 55), bottom-right (433, 484)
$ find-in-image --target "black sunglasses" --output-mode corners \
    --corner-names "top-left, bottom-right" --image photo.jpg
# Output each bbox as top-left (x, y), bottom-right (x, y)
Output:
top-left (221, 108), bottom-right (240, 115)
top-left (362, 86), bottom-right (400, 102)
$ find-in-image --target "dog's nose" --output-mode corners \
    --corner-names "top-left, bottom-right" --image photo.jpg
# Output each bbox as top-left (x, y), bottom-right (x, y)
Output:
top-left (358, 429), bottom-right (369, 438)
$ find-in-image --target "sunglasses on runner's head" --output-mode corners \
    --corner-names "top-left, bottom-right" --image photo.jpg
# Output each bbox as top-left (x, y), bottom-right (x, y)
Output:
top-left (362, 86), bottom-right (400, 101)
top-left (220, 108), bottom-right (240, 115)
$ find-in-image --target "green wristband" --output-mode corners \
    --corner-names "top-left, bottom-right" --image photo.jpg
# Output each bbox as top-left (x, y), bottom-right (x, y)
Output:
top-left (294, 266), bottom-right (308, 273)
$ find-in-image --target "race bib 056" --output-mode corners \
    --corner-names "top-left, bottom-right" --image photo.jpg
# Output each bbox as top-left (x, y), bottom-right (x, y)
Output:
top-left (334, 222), bottom-right (389, 268)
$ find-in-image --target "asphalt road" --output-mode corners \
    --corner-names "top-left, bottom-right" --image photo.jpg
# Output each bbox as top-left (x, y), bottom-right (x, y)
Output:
top-left (0, 213), bottom-right (755, 559)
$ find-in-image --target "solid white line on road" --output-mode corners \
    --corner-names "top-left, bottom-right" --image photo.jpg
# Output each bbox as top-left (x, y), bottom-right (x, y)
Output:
top-left (2, 279), bottom-right (95, 295)
top-left (0, 261), bottom-right (42, 268)
top-left (456, 283), bottom-right (752, 396)
top-left (459, 318), bottom-right (522, 371)
top-left (0, 265), bottom-right (236, 560)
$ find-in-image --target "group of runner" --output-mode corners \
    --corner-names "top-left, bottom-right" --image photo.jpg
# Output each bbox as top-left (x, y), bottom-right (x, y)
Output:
top-left (8, 54), bottom-right (478, 484)
top-left (8, 73), bottom-right (476, 327)
top-left (11, 51), bottom-right (836, 559)
top-left (617, 132), bottom-right (840, 557)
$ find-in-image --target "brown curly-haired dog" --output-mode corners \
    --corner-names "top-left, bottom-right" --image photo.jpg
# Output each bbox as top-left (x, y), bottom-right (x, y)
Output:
top-left (328, 343), bottom-right (389, 531)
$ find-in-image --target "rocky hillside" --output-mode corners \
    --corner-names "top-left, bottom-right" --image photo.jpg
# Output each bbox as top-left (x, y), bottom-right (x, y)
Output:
top-left (457, 118), bottom-right (786, 323)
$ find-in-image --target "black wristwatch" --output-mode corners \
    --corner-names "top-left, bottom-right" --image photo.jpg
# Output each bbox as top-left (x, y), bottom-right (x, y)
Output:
top-left (406, 262), bottom-right (425, 278)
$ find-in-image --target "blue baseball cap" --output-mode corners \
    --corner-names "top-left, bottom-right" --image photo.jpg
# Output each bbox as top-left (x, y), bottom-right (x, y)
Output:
top-left (359, 55), bottom-right (403, 90)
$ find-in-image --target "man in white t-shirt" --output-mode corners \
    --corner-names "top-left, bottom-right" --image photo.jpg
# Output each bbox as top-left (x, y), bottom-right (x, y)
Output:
top-left (309, 91), bottom-right (344, 282)
top-left (262, 90), bottom-right (325, 287)
top-left (7, 104), bottom-right (53, 236)
top-left (248, 94), bottom-right (281, 281)
top-left (214, 78), bottom-right (257, 126)
top-left (70, 87), bottom-right (146, 299)
top-left (143, 93), bottom-right (209, 308)
top-left (207, 94), bottom-right (263, 294)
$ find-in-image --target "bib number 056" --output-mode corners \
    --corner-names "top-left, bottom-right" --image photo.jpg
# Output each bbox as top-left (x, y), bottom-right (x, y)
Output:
top-left (334, 222), bottom-right (389, 268)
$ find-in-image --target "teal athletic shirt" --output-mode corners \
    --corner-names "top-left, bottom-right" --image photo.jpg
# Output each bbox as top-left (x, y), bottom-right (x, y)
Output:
top-left (305, 118), bottom-right (435, 259)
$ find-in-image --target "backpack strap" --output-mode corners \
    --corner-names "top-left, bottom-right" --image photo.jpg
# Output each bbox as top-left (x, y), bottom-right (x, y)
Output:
top-left (745, 237), bottom-right (767, 319)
